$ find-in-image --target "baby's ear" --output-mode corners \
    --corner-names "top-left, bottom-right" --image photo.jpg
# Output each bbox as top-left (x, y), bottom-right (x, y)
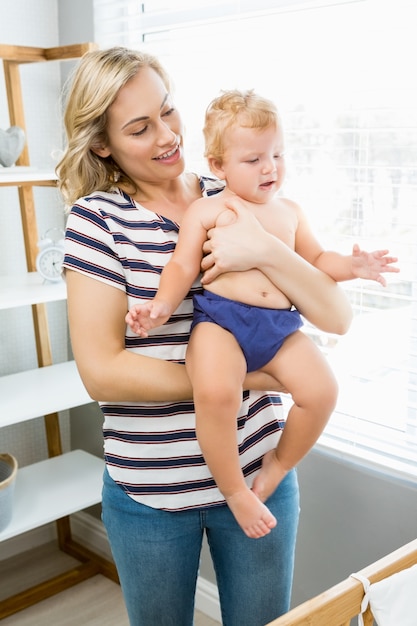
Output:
top-left (207, 156), bottom-right (225, 180)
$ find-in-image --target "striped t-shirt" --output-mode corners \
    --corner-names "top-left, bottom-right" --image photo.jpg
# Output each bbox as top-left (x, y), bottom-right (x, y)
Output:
top-left (63, 175), bottom-right (284, 511)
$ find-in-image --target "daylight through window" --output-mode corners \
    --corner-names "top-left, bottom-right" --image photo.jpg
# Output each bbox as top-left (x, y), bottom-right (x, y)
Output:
top-left (94, 0), bottom-right (417, 481)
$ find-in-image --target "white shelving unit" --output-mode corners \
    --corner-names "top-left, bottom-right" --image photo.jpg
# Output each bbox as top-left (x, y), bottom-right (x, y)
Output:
top-left (0, 451), bottom-right (104, 542)
top-left (0, 360), bottom-right (92, 427)
top-left (0, 272), bottom-right (66, 309)
top-left (0, 43), bottom-right (117, 620)
top-left (0, 166), bottom-right (56, 185)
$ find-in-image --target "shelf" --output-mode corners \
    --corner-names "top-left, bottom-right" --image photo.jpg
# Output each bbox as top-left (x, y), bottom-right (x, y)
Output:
top-left (0, 273), bottom-right (66, 310)
top-left (0, 40), bottom-right (114, 612)
top-left (0, 166), bottom-right (56, 186)
top-left (0, 360), bottom-right (92, 427)
top-left (0, 450), bottom-right (104, 542)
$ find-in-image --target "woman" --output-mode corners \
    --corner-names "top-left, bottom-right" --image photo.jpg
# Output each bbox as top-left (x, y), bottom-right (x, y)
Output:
top-left (57, 47), bottom-right (352, 626)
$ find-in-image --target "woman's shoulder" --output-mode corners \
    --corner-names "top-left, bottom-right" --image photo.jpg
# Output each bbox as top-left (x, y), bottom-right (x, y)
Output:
top-left (198, 174), bottom-right (226, 197)
top-left (67, 187), bottom-right (138, 220)
top-left (83, 187), bottom-right (134, 209)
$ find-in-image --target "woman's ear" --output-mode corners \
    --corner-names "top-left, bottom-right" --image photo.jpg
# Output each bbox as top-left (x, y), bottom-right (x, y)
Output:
top-left (207, 156), bottom-right (225, 180)
top-left (91, 142), bottom-right (111, 158)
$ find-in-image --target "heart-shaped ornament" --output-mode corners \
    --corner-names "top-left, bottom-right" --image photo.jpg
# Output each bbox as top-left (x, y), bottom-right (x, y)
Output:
top-left (0, 126), bottom-right (26, 167)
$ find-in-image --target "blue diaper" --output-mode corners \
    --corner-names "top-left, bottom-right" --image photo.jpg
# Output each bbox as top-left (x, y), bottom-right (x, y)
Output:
top-left (191, 291), bottom-right (303, 372)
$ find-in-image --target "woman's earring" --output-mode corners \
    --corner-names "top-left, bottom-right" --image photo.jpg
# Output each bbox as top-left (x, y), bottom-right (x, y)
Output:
top-left (112, 169), bottom-right (120, 183)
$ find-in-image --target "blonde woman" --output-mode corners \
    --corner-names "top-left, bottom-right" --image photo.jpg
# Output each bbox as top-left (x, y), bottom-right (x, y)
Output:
top-left (58, 48), bottom-right (354, 626)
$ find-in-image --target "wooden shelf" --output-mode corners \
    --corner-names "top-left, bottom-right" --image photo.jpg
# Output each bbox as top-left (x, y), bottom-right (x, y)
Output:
top-left (0, 42), bottom-right (94, 63)
top-left (0, 273), bottom-right (66, 310)
top-left (0, 166), bottom-right (56, 186)
top-left (0, 361), bottom-right (92, 428)
top-left (0, 42), bottom-right (117, 613)
top-left (0, 450), bottom-right (104, 542)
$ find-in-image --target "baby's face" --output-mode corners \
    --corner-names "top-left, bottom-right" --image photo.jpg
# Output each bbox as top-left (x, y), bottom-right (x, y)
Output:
top-left (220, 123), bottom-right (286, 204)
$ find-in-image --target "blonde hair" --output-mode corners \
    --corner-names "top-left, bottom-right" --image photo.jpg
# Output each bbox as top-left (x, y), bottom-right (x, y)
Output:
top-left (56, 47), bottom-right (171, 208)
top-left (203, 89), bottom-right (280, 164)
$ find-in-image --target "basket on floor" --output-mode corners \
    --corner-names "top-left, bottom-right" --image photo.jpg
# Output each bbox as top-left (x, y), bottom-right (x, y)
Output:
top-left (0, 453), bottom-right (18, 532)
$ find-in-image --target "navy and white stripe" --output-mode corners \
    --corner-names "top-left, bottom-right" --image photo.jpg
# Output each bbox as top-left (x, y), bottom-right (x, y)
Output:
top-left (63, 175), bottom-right (284, 510)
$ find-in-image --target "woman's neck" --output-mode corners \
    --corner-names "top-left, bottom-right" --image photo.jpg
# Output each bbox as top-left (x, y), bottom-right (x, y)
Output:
top-left (125, 172), bottom-right (201, 223)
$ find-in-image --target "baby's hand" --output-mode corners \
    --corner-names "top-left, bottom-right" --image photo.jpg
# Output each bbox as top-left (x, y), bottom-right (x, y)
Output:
top-left (351, 243), bottom-right (399, 286)
top-left (125, 300), bottom-right (172, 337)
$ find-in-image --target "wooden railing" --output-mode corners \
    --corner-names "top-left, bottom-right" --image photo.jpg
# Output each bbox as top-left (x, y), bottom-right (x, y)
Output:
top-left (266, 538), bottom-right (417, 626)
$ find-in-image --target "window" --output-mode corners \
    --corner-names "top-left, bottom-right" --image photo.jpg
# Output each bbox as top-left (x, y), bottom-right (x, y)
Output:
top-left (93, 0), bottom-right (417, 481)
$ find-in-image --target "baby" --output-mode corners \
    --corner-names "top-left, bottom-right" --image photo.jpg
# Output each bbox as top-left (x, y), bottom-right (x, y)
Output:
top-left (126, 90), bottom-right (398, 538)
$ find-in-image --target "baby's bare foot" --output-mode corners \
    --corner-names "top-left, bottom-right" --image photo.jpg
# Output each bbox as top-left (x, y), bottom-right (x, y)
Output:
top-left (252, 450), bottom-right (288, 503)
top-left (226, 488), bottom-right (277, 539)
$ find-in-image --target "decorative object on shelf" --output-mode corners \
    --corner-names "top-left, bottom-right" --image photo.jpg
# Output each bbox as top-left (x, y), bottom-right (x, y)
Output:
top-left (0, 126), bottom-right (25, 167)
top-left (0, 453), bottom-right (18, 532)
top-left (36, 228), bottom-right (65, 283)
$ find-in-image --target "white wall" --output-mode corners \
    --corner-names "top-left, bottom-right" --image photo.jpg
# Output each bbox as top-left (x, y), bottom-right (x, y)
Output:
top-left (293, 450), bottom-right (417, 606)
top-left (0, 1), bottom-right (70, 466)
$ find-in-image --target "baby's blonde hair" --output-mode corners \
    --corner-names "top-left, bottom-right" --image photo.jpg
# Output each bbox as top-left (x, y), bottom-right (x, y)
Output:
top-left (203, 89), bottom-right (280, 164)
top-left (56, 47), bottom-right (171, 207)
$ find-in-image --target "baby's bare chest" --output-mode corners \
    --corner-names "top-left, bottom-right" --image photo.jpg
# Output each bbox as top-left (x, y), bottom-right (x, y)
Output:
top-left (255, 206), bottom-right (298, 248)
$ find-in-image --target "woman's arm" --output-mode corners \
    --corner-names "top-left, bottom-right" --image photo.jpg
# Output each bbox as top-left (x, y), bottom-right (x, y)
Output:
top-left (201, 199), bottom-right (353, 335)
top-left (66, 270), bottom-right (194, 402)
top-left (257, 238), bottom-right (352, 334)
top-left (66, 269), bottom-right (278, 402)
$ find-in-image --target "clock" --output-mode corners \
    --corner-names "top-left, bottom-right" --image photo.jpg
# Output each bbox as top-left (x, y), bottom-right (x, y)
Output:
top-left (36, 229), bottom-right (65, 283)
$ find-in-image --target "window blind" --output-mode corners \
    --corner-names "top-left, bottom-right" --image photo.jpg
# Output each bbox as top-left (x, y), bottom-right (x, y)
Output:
top-left (93, 0), bottom-right (417, 482)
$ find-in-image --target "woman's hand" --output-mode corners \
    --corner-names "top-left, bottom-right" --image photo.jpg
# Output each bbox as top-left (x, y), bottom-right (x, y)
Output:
top-left (200, 197), bottom-right (352, 335)
top-left (201, 197), bottom-right (270, 284)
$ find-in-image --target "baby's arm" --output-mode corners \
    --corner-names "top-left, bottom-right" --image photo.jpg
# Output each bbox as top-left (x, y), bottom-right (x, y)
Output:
top-left (126, 198), bottom-right (212, 337)
top-left (350, 243), bottom-right (399, 285)
top-left (315, 244), bottom-right (399, 286)
top-left (294, 203), bottom-right (399, 286)
top-left (125, 299), bottom-right (173, 337)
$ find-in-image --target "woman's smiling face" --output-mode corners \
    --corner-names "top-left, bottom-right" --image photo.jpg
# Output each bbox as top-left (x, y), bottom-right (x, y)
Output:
top-left (95, 65), bottom-right (185, 186)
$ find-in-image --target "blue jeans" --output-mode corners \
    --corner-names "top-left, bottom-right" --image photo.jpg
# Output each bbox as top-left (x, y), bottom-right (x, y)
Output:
top-left (102, 467), bottom-right (300, 626)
